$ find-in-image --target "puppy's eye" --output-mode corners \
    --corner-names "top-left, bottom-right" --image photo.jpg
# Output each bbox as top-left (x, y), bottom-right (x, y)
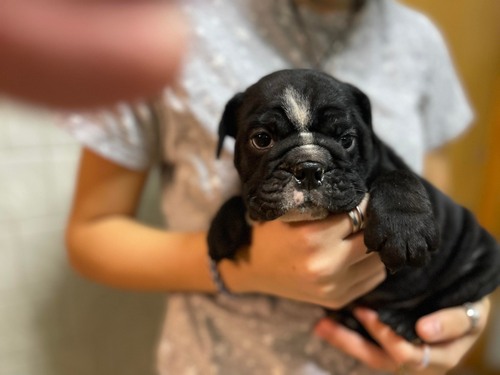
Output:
top-left (250, 131), bottom-right (274, 150)
top-left (340, 135), bottom-right (355, 150)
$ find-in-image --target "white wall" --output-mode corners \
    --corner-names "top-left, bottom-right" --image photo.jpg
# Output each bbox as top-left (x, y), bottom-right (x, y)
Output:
top-left (0, 99), bottom-right (165, 375)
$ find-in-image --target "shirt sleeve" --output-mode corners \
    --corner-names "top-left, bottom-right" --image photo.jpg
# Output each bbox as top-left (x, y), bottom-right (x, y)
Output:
top-left (57, 101), bottom-right (160, 171)
top-left (419, 18), bottom-right (474, 151)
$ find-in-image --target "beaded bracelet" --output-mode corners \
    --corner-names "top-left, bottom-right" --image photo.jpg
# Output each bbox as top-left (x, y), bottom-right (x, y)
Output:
top-left (208, 257), bottom-right (232, 296)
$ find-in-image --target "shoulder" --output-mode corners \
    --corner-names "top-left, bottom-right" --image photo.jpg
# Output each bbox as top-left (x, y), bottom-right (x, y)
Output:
top-left (59, 102), bottom-right (160, 171)
top-left (380, 0), bottom-right (448, 53)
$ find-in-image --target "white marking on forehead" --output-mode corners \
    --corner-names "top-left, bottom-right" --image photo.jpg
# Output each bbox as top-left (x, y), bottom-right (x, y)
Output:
top-left (299, 132), bottom-right (314, 145)
top-left (282, 86), bottom-right (311, 131)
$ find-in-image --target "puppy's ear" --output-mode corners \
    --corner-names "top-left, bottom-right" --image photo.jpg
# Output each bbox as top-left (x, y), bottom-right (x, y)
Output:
top-left (217, 93), bottom-right (244, 158)
top-left (348, 84), bottom-right (372, 127)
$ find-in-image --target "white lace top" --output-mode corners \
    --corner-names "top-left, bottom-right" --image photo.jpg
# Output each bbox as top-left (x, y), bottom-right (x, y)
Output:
top-left (62, 0), bottom-right (472, 374)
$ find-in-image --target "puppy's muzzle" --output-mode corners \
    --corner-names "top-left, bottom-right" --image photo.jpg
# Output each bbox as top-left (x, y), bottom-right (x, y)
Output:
top-left (292, 162), bottom-right (324, 190)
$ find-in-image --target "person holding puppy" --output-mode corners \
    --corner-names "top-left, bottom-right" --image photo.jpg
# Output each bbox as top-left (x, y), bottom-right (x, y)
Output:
top-left (62, 0), bottom-right (491, 374)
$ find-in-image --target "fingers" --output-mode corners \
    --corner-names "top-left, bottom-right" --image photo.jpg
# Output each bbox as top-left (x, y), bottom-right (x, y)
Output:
top-left (416, 298), bottom-right (490, 343)
top-left (0, 1), bottom-right (188, 108)
top-left (338, 256), bottom-right (386, 302)
top-left (306, 233), bottom-right (384, 284)
top-left (354, 308), bottom-right (426, 368)
top-left (314, 318), bottom-right (396, 372)
top-left (307, 251), bottom-right (385, 308)
top-left (354, 306), bottom-right (489, 374)
top-left (318, 266), bottom-right (385, 308)
top-left (289, 213), bottom-right (354, 241)
top-left (317, 301), bottom-right (492, 374)
top-left (290, 193), bottom-right (369, 240)
top-left (305, 237), bottom-right (377, 302)
top-left (306, 232), bottom-right (366, 275)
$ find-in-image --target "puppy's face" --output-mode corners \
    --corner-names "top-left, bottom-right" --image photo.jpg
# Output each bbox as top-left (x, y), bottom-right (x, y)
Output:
top-left (218, 70), bottom-right (376, 222)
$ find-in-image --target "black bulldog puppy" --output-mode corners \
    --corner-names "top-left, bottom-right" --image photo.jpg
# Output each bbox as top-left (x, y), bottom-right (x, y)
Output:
top-left (208, 69), bottom-right (500, 342)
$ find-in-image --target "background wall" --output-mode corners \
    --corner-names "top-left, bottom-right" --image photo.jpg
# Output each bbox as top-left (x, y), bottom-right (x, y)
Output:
top-left (402, 1), bottom-right (500, 373)
top-left (403, 0), bottom-right (499, 234)
top-left (0, 1), bottom-right (498, 374)
top-left (0, 100), bottom-right (165, 375)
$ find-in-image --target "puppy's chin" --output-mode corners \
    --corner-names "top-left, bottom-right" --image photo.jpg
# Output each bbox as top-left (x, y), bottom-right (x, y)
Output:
top-left (278, 207), bottom-right (329, 222)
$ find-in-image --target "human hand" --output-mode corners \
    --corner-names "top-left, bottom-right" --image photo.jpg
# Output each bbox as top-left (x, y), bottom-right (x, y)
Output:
top-left (0, 0), bottom-right (187, 108)
top-left (222, 197), bottom-right (387, 309)
top-left (314, 298), bottom-right (490, 374)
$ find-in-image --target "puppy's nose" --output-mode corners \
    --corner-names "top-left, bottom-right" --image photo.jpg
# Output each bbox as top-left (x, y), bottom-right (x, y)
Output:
top-left (292, 162), bottom-right (324, 190)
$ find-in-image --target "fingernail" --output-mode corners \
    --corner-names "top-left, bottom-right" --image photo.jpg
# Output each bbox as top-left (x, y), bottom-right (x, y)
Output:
top-left (353, 307), bottom-right (377, 321)
top-left (419, 319), bottom-right (442, 340)
top-left (314, 319), bottom-right (336, 338)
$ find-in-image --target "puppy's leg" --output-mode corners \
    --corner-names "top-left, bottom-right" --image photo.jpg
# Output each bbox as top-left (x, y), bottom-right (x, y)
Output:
top-left (207, 196), bottom-right (252, 262)
top-left (364, 170), bottom-right (440, 273)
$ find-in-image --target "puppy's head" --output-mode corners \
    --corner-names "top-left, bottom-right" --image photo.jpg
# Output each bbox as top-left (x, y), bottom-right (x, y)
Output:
top-left (218, 69), bottom-right (376, 222)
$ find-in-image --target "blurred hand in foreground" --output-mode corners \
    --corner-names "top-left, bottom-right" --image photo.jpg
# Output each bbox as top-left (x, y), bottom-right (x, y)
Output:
top-left (0, 0), bottom-right (188, 109)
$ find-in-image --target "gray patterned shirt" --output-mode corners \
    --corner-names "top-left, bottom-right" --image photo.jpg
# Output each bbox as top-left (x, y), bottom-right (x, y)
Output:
top-left (62, 1), bottom-right (472, 374)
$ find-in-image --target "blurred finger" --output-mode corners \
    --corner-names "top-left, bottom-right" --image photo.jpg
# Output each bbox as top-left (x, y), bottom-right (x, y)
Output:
top-left (416, 299), bottom-right (489, 343)
top-left (354, 308), bottom-right (425, 367)
top-left (0, 1), bottom-right (187, 108)
top-left (314, 318), bottom-right (396, 371)
top-left (354, 307), bottom-right (486, 373)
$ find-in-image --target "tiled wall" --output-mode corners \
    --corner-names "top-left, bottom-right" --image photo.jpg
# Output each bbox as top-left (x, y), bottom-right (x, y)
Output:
top-left (0, 99), bottom-right (165, 375)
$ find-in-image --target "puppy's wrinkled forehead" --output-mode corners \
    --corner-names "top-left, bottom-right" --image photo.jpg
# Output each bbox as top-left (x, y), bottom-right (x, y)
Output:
top-left (281, 86), bottom-right (312, 131)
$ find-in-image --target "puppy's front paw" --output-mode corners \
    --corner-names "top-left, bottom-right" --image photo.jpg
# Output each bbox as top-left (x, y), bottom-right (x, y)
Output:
top-left (365, 210), bottom-right (439, 273)
top-left (365, 171), bottom-right (440, 273)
